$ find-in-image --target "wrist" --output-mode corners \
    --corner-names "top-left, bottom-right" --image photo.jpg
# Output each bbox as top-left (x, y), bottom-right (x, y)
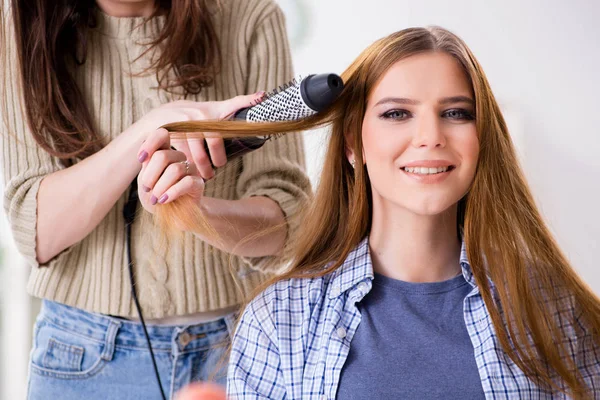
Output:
top-left (124, 121), bottom-right (150, 148)
top-left (197, 196), bottom-right (215, 219)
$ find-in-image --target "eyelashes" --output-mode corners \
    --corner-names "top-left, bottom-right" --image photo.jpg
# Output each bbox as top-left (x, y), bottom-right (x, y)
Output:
top-left (379, 108), bottom-right (476, 121)
top-left (442, 109), bottom-right (476, 120)
top-left (380, 109), bottom-right (411, 120)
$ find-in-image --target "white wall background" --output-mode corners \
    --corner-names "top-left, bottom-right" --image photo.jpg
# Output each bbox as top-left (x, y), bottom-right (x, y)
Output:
top-left (278, 0), bottom-right (600, 294)
top-left (0, 217), bottom-right (31, 400)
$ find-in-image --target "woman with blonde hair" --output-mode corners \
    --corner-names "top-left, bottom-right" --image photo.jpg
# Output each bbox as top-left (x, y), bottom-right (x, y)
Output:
top-left (155, 26), bottom-right (600, 399)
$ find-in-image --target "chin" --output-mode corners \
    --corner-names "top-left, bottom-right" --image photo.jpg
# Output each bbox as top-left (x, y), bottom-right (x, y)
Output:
top-left (393, 195), bottom-right (461, 217)
top-left (372, 185), bottom-right (466, 218)
top-left (408, 203), bottom-right (455, 217)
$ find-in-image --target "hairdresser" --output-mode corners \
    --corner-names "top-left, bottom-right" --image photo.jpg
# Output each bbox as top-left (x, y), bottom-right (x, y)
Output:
top-left (0, 0), bottom-right (310, 398)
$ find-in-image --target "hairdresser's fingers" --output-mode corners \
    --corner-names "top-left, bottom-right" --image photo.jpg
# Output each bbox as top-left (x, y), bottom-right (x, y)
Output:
top-left (140, 149), bottom-right (187, 196)
top-left (174, 383), bottom-right (227, 400)
top-left (172, 135), bottom-right (216, 179)
top-left (214, 92), bottom-right (266, 120)
top-left (152, 160), bottom-right (202, 204)
top-left (155, 173), bottom-right (205, 205)
top-left (185, 135), bottom-right (215, 180)
top-left (170, 138), bottom-right (194, 165)
top-left (137, 128), bottom-right (170, 163)
top-left (204, 137), bottom-right (227, 168)
top-left (137, 161), bottom-right (152, 203)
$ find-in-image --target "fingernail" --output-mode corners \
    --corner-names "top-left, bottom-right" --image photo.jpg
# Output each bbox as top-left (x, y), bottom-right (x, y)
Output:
top-left (138, 151), bottom-right (148, 163)
top-left (255, 91), bottom-right (266, 97)
top-left (150, 195), bottom-right (158, 205)
top-left (142, 185), bottom-right (151, 192)
top-left (158, 194), bottom-right (168, 204)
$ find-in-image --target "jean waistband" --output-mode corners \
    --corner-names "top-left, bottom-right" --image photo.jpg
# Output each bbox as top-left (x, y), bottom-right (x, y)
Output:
top-left (39, 300), bottom-right (236, 352)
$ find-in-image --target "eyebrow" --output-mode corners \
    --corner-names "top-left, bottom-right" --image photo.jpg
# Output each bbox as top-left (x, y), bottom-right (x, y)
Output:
top-left (374, 96), bottom-right (475, 106)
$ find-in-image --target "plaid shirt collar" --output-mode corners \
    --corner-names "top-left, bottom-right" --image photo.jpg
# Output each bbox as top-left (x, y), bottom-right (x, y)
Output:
top-left (328, 236), bottom-right (478, 301)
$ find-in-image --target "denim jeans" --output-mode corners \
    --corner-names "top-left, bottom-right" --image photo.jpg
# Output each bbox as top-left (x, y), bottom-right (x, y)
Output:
top-left (27, 300), bottom-right (236, 400)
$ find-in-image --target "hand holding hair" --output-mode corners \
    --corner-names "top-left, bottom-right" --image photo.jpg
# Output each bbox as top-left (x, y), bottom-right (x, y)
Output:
top-left (136, 93), bottom-right (266, 212)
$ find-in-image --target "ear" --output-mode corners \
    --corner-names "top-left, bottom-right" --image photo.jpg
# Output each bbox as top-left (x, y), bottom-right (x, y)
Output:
top-left (343, 131), bottom-right (356, 164)
top-left (344, 131), bottom-right (366, 168)
top-left (345, 147), bottom-right (355, 164)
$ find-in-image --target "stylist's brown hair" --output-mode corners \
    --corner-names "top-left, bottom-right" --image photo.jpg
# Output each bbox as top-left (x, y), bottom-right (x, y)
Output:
top-left (6, 0), bottom-right (221, 161)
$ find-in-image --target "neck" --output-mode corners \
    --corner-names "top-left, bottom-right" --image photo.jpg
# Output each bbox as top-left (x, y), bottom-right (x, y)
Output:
top-left (369, 201), bottom-right (462, 283)
top-left (95, 0), bottom-right (156, 17)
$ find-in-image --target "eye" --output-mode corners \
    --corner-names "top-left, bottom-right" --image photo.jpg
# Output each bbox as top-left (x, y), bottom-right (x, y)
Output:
top-left (442, 108), bottom-right (475, 121)
top-left (380, 109), bottom-right (412, 120)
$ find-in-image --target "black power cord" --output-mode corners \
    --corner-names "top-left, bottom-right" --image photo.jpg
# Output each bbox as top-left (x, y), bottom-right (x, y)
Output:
top-left (123, 179), bottom-right (167, 400)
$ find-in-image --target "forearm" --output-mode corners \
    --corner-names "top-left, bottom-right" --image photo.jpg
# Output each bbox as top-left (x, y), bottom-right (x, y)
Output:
top-left (196, 196), bottom-right (287, 258)
top-left (36, 128), bottom-right (144, 264)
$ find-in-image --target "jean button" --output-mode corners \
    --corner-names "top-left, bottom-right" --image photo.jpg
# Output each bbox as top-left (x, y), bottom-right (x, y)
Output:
top-left (179, 331), bottom-right (192, 347)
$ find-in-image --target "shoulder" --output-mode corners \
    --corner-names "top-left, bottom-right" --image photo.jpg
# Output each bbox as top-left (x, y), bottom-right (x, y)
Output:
top-left (240, 273), bottom-right (334, 338)
top-left (248, 273), bottom-right (333, 317)
top-left (0, 4), bottom-right (25, 130)
top-left (240, 239), bottom-right (374, 338)
top-left (220, 0), bottom-right (282, 19)
top-left (0, 3), bottom-right (17, 69)
top-left (215, 0), bottom-right (285, 33)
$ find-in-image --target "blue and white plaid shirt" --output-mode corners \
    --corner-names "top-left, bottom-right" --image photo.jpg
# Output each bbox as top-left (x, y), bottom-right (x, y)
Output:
top-left (228, 237), bottom-right (599, 399)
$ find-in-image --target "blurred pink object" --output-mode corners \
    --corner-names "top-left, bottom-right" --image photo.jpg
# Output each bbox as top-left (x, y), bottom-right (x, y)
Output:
top-left (174, 383), bottom-right (227, 400)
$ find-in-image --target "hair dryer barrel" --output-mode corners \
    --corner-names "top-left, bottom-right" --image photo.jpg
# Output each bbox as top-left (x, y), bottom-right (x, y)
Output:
top-left (300, 73), bottom-right (344, 112)
top-left (204, 73), bottom-right (344, 165)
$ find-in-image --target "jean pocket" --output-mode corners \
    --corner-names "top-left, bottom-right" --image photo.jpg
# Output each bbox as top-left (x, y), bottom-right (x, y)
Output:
top-left (42, 337), bottom-right (84, 372)
top-left (30, 320), bottom-right (107, 379)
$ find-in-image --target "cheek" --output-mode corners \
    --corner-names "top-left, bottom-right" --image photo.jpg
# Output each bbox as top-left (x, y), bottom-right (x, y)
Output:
top-left (456, 129), bottom-right (479, 177)
top-left (361, 120), bottom-right (381, 160)
top-left (361, 119), bottom-right (408, 164)
top-left (466, 133), bottom-right (480, 164)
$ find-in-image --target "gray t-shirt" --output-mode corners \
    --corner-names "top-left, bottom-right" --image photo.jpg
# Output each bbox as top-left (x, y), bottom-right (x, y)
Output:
top-left (336, 273), bottom-right (485, 399)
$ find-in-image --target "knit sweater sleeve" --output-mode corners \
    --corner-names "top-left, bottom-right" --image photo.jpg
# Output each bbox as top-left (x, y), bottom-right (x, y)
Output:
top-left (0, 13), bottom-right (71, 268)
top-left (235, 2), bottom-right (312, 272)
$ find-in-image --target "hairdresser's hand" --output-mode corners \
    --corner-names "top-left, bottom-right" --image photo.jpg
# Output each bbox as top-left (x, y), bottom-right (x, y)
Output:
top-left (136, 128), bottom-right (205, 213)
top-left (135, 92), bottom-right (264, 180)
top-left (169, 92), bottom-right (264, 179)
top-left (174, 383), bottom-right (227, 400)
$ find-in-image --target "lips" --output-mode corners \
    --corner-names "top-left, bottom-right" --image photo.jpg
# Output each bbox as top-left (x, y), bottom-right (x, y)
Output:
top-left (398, 159), bottom-right (456, 182)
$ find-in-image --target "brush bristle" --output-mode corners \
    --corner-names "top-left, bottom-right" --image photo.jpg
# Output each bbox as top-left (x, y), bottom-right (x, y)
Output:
top-left (245, 75), bottom-right (316, 124)
top-left (251, 75), bottom-right (303, 107)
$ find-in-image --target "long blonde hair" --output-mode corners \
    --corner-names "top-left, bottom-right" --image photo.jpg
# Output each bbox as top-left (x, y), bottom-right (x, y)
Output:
top-left (158, 27), bottom-right (600, 397)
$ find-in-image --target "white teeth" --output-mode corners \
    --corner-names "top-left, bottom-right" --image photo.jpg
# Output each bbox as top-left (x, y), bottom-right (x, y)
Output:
top-left (403, 166), bottom-right (449, 175)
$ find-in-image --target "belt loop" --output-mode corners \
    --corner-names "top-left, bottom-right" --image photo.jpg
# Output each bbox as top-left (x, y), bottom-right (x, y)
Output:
top-left (101, 320), bottom-right (122, 361)
top-left (172, 326), bottom-right (185, 357)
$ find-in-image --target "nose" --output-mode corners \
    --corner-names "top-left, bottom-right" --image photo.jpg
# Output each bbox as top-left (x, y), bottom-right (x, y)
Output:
top-left (411, 111), bottom-right (446, 148)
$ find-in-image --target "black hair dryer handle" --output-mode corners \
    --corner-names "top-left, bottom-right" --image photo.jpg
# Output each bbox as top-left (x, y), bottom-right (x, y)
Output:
top-left (203, 136), bottom-right (269, 168)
